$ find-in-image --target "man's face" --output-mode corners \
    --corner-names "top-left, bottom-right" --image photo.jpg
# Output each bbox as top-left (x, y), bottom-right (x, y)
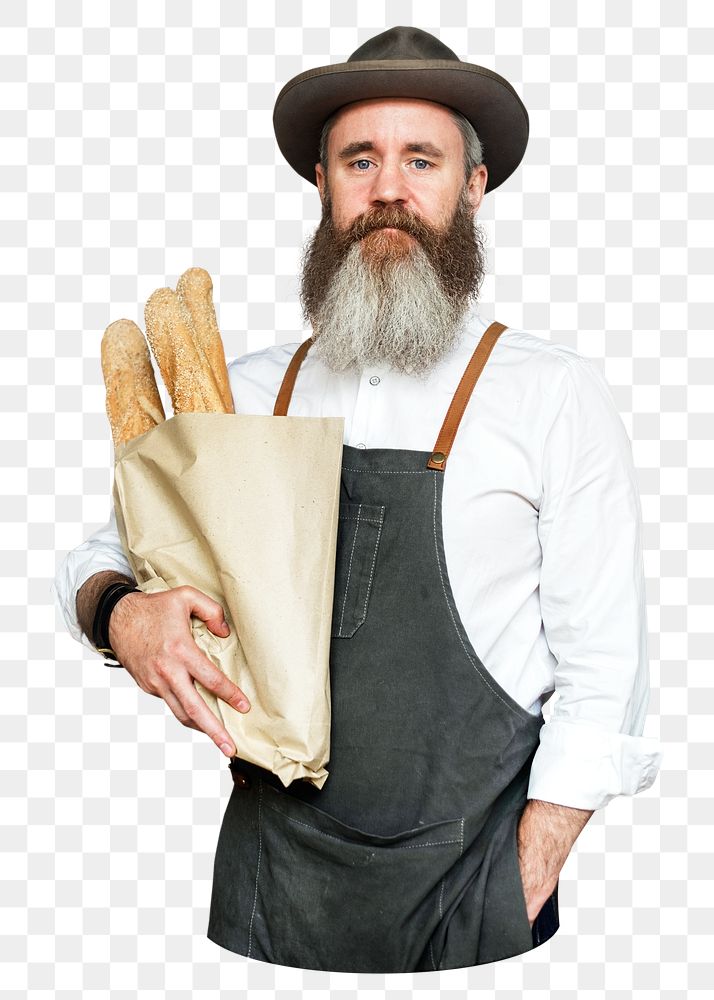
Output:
top-left (315, 98), bottom-right (488, 233)
top-left (300, 97), bottom-right (490, 379)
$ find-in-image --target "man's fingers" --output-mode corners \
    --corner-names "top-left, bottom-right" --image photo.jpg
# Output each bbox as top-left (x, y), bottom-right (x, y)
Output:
top-left (163, 678), bottom-right (238, 757)
top-left (177, 585), bottom-right (230, 637)
top-left (186, 648), bottom-right (251, 713)
top-left (162, 688), bottom-right (202, 732)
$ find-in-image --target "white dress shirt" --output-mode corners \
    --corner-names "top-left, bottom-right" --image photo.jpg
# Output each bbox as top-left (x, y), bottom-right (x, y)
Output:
top-left (53, 306), bottom-right (663, 811)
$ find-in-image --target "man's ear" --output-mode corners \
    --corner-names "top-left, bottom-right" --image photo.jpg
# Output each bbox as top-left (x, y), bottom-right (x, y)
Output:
top-left (315, 162), bottom-right (326, 204)
top-left (466, 164), bottom-right (488, 214)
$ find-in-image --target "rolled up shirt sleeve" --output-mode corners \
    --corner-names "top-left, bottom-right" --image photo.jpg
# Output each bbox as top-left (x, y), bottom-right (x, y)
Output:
top-left (52, 503), bottom-right (135, 652)
top-left (527, 352), bottom-right (662, 810)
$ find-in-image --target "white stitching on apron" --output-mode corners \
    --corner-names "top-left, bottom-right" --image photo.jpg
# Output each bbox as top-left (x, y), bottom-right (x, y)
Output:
top-left (338, 503), bottom-right (362, 634)
top-left (336, 504), bottom-right (385, 636)
top-left (429, 820), bottom-right (464, 971)
top-left (262, 802), bottom-right (463, 849)
top-left (430, 472), bottom-right (535, 724)
top-left (359, 508), bottom-right (384, 625)
top-left (431, 879), bottom-right (447, 970)
top-left (341, 467), bottom-right (428, 474)
top-left (247, 780), bottom-right (264, 958)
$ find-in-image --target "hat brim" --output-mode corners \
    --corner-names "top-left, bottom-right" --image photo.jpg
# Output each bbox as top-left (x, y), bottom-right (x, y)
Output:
top-left (273, 58), bottom-right (529, 193)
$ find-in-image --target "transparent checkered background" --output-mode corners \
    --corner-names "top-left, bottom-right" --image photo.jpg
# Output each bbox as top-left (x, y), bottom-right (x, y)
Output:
top-left (2, 0), bottom-right (712, 996)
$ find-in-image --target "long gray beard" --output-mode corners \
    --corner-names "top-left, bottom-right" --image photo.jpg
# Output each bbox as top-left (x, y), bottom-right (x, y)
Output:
top-left (308, 240), bottom-right (471, 380)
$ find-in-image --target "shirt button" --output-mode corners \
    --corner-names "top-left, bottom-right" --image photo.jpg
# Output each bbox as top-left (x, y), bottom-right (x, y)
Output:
top-left (356, 442), bottom-right (366, 449)
top-left (369, 376), bottom-right (380, 385)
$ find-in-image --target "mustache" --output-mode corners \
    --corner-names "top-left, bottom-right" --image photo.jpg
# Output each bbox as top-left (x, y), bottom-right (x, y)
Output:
top-left (343, 205), bottom-right (441, 246)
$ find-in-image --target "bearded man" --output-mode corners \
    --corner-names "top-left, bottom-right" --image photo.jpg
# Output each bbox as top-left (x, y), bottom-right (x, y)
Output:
top-left (53, 26), bottom-right (661, 972)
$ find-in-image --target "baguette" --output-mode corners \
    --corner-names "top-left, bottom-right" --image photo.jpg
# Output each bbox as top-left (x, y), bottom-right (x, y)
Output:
top-left (176, 267), bottom-right (234, 414)
top-left (101, 319), bottom-right (166, 448)
top-left (144, 286), bottom-right (226, 414)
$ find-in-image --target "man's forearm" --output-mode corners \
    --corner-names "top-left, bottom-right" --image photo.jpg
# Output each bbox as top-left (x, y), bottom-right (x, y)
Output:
top-left (518, 798), bottom-right (594, 923)
top-left (76, 569), bottom-right (137, 642)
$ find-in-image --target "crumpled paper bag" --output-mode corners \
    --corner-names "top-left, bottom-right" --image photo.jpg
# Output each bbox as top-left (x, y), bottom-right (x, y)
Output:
top-left (112, 411), bottom-right (344, 788)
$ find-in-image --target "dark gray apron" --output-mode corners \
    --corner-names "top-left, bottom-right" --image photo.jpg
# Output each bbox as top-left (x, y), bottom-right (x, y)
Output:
top-left (207, 321), bottom-right (559, 971)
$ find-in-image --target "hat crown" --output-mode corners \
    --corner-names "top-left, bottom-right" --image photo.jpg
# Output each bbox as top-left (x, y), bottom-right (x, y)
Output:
top-left (273, 25), bottom-right (529, 194)
top-left (347, 26), bottom-right (460, 64)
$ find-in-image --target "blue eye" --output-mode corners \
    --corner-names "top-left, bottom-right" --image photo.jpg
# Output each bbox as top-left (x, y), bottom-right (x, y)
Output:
top-left (412, 159), bottom-right (430, 170)
top-left (354, 159), bottom-right (371, 170)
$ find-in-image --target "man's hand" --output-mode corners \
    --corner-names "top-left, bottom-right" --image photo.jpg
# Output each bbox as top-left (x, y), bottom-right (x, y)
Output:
top-left (108, 585), bottom-right (250, 758)
top-left (517, 799), bottom-right (594, 926)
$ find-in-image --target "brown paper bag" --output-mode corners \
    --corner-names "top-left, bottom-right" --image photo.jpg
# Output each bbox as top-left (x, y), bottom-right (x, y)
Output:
top-left (112, 411), bottom-right (345, 789)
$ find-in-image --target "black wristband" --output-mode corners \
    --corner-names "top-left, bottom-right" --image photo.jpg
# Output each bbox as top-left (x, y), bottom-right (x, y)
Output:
top-left (91, 581), bottom-right (140, 667)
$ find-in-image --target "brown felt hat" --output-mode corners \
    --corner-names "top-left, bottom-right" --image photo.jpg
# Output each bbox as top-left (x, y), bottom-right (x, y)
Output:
top-left (273, 25), bottom-right (529, 194)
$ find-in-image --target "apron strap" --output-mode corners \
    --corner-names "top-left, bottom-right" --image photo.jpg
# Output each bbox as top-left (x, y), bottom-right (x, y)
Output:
top-left (273, 322), bottom-right (508, 471)
top-left (273, 336), bottom-right (314, 416)
top-left (426, 321), bottom-right (508, 471)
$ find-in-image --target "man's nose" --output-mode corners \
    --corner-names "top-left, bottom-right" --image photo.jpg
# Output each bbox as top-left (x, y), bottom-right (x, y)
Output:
top-left (368, 159), bottom-right (410, 205)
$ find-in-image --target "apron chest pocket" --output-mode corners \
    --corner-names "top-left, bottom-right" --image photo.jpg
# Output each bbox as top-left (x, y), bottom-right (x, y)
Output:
top-left (331, 502), bottom-right (385, 638)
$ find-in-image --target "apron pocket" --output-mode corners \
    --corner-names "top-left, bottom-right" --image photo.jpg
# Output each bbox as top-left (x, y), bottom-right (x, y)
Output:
top-left (331, 501), bottom-right (385, 639)
top-left (252, 780), bottom-right (464, 972)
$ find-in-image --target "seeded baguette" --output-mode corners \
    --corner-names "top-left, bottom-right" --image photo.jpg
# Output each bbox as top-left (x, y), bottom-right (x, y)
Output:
top-left (176, 267), bottom-right (234, 414)
top-left (101, 319), bottom-right (166, 448)
top-left (144, 286), bottom-right (226, 415)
